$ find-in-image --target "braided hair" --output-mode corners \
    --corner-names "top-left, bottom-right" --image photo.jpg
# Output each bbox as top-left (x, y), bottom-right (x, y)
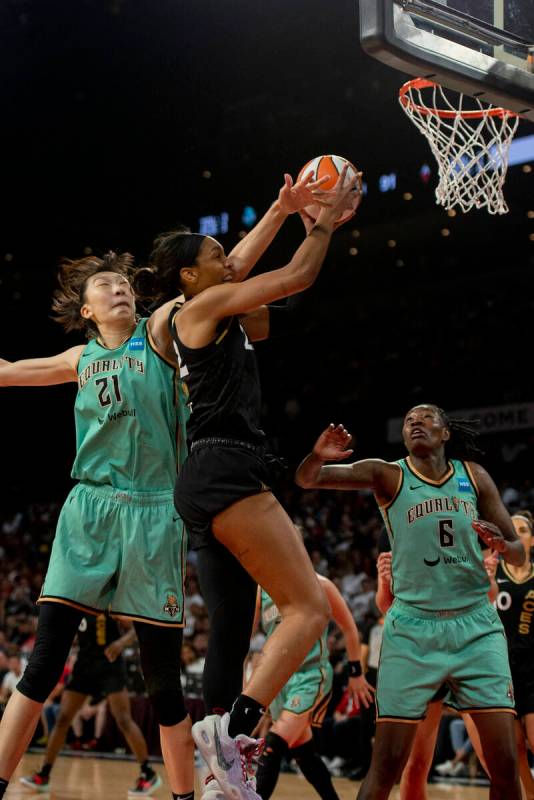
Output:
top-left (434, 405), bottom-right (484, 461)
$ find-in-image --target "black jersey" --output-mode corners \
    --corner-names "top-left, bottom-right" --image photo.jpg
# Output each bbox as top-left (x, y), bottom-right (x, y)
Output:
top-left (77, 614), bottom-right (122, 664)
top-left (495, 561), bottom-right (534, 661)
top-left (172, 312), bottom-right (265, 445)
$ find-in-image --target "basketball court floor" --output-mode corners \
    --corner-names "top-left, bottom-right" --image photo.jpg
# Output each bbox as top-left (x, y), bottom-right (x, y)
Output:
top-left (6, 754), bottom-right (490, 799)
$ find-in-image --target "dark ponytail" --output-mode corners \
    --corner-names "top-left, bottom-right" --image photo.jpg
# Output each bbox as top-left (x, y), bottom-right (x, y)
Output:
top-left (132, 226), bottom-right (206, 306)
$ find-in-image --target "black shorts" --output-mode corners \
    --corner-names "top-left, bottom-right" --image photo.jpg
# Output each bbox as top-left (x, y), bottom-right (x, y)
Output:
top-left (67, 657), bottom-right (127, 701)
top-left (174, 440), bottom-right (279, 550)
top-left (511, 660), bottom-right (534, 718)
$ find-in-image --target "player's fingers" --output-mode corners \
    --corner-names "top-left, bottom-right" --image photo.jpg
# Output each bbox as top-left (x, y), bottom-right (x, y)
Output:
top-left (307, 175), bottom-right (330, 189)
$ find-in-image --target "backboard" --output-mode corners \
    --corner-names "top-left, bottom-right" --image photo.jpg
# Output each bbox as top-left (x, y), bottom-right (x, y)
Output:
top-left (359, 0), bottom-right (534, 120)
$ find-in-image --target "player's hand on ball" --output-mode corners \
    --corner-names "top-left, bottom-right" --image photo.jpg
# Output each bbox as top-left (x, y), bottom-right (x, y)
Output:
top-left (278, 171), bottom-right (334, 216)
top-left (312, 423), bottom-right (353, 462)
top-left (333, 170), bottom-right (363, 229)
top-left (318, 165), bottom-right (359, 227)
top-left (298, 208), bottom-right (316, 235)
top-left (472, 520), bottom-right (507, 553)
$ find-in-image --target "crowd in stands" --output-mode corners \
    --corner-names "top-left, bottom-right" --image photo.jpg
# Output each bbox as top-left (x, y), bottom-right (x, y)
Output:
top-left (0, 477), bottom-right (532, 782)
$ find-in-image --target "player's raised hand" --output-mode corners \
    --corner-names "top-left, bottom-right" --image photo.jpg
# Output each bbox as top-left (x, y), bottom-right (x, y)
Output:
top-left (349, 674), bottom-right (375, 710)
top-left (317, 165), bottom-right (360, 227)
top-left (298, 208), bottom-right (316, 235)
top-left (472, 520), bottom-right (507, 553)
top-left (278, 171), bottom-right (334, 215)
top-left (312, 423), bottom-right (354, 462)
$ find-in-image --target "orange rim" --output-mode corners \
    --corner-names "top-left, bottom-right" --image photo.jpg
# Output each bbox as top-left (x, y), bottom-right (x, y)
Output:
top-left (399, 78), bottom-right (517, 120)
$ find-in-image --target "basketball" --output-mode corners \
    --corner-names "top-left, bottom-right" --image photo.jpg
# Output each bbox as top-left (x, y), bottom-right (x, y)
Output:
top-left (298, 154), bottom-right (360, 223)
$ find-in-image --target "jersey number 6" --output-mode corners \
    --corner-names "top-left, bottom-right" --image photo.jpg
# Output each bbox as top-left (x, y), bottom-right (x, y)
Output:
top-left (438, 519), bottom-right (455, 548)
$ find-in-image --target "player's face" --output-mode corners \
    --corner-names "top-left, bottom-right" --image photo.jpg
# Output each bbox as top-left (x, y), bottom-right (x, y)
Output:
top-left (402, 404), bottom-right (450, 455)
top-left (512, 516), bottom-right (533, 553)
top-left (82, 271), bottom-right (136, 326)
top-left (194, 238), bottom-right (233, 288)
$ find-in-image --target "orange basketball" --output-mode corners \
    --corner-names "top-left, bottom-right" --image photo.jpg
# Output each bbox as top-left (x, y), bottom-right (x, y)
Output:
top-left (297, 154), bottom-right (360, 223)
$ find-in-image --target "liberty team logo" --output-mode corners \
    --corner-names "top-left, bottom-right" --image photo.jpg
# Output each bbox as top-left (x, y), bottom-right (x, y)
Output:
top-left (289, 695), bottom-right (302, 710)
top-left (163, 594), bottom-right (180, 617)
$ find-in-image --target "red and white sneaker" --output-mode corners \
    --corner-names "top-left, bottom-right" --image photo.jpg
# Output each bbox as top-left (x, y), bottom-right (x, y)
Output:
top-left (127, 771), bottom-right (162, 796)
top-left (202, 774), bottom-right (225, 800)
top-left (19, 772), bottom-right (50, 792)
top-left (192, 713), bottom-right (263, 800)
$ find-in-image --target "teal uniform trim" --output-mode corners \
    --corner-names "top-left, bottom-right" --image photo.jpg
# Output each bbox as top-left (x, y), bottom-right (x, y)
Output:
top-left (260, 589), bottom-right (333, 725)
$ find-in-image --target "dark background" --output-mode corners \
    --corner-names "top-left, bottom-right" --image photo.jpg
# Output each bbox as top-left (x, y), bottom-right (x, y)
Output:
top-left (1, 0), bottom-right (533, 504)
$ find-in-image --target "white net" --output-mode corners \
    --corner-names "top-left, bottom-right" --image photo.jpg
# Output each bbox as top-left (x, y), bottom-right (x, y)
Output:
top-left (399, 80), bottom-right (520, 215)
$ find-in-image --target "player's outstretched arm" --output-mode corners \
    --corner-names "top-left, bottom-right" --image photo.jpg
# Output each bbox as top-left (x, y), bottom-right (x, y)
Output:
top-left (295, 423), bottom-right (398, 501)
top-left (183, 166), bottom-right (357, 327)
top-left (227, 172), bottom-right (334, 283)
top-left (0, 346), bottom-right (83, 387)
top-left (320, 575), bottom-right (375, 709)
top-left (469, 462), bottom-right (525, 567)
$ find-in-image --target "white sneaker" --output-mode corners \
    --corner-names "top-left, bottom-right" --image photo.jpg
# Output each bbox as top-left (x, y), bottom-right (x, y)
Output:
top-left (192, 713), bottom-right (263, 800)
top-left (203, 775), bottom-right (226, 800)
top-left (435, 760), bottom-right (454, 776)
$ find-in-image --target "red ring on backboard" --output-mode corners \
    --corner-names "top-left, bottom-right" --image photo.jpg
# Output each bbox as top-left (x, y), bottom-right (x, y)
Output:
top-left (399, 78), bottom-right (518, 119)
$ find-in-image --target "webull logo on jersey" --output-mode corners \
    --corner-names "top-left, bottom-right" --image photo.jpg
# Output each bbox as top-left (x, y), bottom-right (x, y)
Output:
top-left (406, 496), bottom-right (476, 524)
top-left (128, 337), bottom-right (145, 351)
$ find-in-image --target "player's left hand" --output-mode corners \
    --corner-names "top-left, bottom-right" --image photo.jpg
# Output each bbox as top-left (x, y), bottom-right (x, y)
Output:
top-left (483, 549), bottom-right (499, 578)
top-left (349, 675), bottom-right (375, 710)
top-left (278, 172), bottom-right (334, 215)
top-left (472, 520), bottom-right (507, 553)
top-left (312, 423), bottom-right (354, 462)
top-left (104, 641), bottom-right (123, 663)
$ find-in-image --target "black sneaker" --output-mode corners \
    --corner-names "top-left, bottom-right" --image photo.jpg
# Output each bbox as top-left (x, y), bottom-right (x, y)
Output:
top-left (127, 771), bottom-right (162, 796)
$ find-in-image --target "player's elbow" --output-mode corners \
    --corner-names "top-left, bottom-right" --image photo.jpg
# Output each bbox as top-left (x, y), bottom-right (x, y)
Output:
top-left (295, 471), bottom-right (315, 489)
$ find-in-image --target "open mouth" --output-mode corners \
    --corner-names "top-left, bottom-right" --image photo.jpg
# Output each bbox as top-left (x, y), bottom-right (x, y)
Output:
top-left (411, 429), bottom-right (425, 439)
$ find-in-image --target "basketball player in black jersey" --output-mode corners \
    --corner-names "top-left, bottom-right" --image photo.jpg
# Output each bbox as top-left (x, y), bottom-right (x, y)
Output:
top-left (495, 510), bottom-right (534, 800)
top-left (20, 614), bottom-right (160, 796)
top-left (142, 165), bottom-right (360, 800)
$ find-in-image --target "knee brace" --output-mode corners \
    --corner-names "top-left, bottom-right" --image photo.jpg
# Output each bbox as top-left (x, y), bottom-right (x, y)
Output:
top-left (134, 622), bottom-right (187, 726)
top-left (17, 603), bottom-right (82, 703)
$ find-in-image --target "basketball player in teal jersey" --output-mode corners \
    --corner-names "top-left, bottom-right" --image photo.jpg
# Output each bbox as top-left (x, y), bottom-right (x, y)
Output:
top-left (296, 405), bottom-right (525, 800)
top-left (255, 575), bottom-right (374, 800)
top-left (0, 252), bottom-right (195, 800)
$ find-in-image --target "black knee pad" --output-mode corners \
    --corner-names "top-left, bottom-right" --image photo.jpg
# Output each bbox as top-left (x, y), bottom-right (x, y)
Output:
top-left (17, 603), bottom-right (82, 703)
top-left (134, 622), bottom-right (187, 727)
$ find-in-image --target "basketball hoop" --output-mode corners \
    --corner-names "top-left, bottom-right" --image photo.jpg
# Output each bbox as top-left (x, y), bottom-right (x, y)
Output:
top-left (399, 78), bottom-right (520, 214)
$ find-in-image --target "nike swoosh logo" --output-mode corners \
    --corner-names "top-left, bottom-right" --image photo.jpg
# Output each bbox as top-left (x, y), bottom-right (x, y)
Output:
top-left (424, 556), bottom-right (441, 567)
top-left (496, 578), bottom-right (508, 583)
top-left (410, 484), bottom-right (424, 490)
top-left (214, 725), bottom-right (234, 771)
